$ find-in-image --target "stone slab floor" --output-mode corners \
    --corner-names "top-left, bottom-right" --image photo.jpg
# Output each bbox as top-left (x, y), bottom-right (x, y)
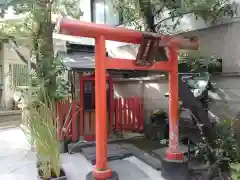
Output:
top-left (0, 127), bottom-right (165, 180)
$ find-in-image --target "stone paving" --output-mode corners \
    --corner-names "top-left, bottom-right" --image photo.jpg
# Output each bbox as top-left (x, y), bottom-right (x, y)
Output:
top-left (0, 127), bottom-right (165, 180)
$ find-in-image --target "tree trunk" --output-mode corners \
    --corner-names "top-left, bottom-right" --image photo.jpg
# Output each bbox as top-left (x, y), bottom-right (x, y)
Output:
top-left (34, 0), bottom-right (56, 99)
top-left (140, 1), bottom-right (169, 77)
top-left (139, 0), bottom-right (156, 32)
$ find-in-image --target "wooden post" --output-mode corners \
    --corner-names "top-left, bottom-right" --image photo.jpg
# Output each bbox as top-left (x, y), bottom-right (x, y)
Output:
top-left (166, 47), bottom-right (183, 161)
top-left (92, 35), bottom-right (112, 179)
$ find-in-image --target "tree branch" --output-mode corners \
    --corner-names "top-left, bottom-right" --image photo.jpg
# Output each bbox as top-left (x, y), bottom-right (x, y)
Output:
top-left (154, 1), bottom-right (167, 16)
top-left (154, 0), bottom-right (230, 30)
top-left (8, 38), bottom-right (37, 70)
top-left (155, 10), bottom-right (194, 29)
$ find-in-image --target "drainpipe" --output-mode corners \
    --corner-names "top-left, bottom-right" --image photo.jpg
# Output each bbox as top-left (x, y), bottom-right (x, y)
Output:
top-left (139, 80), bottom-right (145, 120)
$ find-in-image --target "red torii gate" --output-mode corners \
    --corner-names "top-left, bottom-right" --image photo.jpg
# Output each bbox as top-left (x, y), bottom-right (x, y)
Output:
top-left (56, 17), bottom-right (199, 180)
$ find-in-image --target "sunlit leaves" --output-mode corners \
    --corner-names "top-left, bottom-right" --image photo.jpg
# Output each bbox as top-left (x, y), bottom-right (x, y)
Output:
top-left (21, 95), bottom-right (61, 178)
top-left (52, 0), bottom-right (83, 19)
top-left (112, 0), bottom-right (143, 28)
top-left (178, 51), bottom-right (221, 73)
top-left (114, 0), bottom-right (235, 32)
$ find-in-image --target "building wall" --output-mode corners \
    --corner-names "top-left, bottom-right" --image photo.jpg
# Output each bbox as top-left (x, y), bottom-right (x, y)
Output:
top-left (79, 0), bottom-right (240, 34)
top-left (181, 22), bottom-right (240, 73)
top-left (77, 0), bottom-right (240, 73)
top-left (114, 75), bottom-right (240, 122)
top-left (5, 44), bottom-right (29, 65)
top-left (113, 79), bottom-right (169, 122)
top-left (1, 43), bottom-right (30, 109)
top-left (76, 0), bottom-right (240, 121)
top-left (163, 1), bottom-right (240, 33)
top-left (80, 0), bottom-right (92, 22)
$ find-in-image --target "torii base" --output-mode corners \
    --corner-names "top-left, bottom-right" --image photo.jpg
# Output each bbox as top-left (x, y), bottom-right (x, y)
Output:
top-left (86, 170), bottom-right (118, 180)
top-left (159, 148), bottom-right (189, 180)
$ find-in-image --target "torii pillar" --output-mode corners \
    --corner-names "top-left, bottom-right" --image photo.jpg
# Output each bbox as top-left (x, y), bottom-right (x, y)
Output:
top-left (56, 16), bottom-right (199, 180)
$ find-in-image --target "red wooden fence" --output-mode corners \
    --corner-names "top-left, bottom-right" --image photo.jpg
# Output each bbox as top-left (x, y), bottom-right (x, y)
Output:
top-left (57, 100), bottom-right (78, 141)
top-left (57, 96), bottom-right (144, 142)
top-left (114, 96), bottom-right (144, 132)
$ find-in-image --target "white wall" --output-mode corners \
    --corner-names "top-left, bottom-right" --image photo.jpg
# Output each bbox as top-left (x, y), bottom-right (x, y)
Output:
top-left (114, 75), bottom-right (240, 122)
top-left (77, 0), bottom-right (240, 54)
top-left (161, 0), bottom-right (240, 33)
top-left (78, 0), bottom-right (240, 33)
top-left (80, 0), bottom-right (92, 22)
top-left (113, 79), bottom-right (169, 122)
top-left (1, 43), bottom-right (30, 109)
top-left (181, 22), bottom-right (240, 73)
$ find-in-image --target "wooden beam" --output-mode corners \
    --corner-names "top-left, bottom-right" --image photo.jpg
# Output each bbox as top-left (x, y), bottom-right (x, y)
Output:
top-left (106, 58), bottom-right (171, 71)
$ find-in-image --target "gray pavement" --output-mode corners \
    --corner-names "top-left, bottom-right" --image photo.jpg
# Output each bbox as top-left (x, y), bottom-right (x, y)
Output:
top-left (0, 127), bottom-right (165, 180)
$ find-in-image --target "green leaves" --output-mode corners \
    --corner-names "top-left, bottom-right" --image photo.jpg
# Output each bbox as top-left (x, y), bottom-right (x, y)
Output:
top-left (21, 96), bottom-right (61, 178)
top-left (231, 163), bottom-right (240, 180)
top-left (113, 0), bottom-right (143, 29)
top-left (30, 54), bottom-right (69, 101)
top-left (178, 51), bottom-right (221, 73)
top-left (52, 0), bottom-right (83, 19)
top-left (114, 0), bottom-right (234, 32)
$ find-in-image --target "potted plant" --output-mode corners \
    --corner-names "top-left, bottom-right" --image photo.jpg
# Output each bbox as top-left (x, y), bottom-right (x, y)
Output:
top-left (21, 92), bottom-right (68, 180)
top-left (145, 109), bottom-right (168, 140)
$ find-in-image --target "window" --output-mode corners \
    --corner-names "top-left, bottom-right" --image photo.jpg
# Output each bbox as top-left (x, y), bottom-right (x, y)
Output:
top-left (91, 0), bottom-right (122, 26)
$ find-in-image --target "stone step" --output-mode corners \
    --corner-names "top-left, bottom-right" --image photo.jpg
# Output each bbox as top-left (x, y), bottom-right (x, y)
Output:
top-left (0, 110), bottom-right (21, 128)
top-left (0, 115), bottom-right (21, 122)
top-left (0, 120), bottom-right (21, 129)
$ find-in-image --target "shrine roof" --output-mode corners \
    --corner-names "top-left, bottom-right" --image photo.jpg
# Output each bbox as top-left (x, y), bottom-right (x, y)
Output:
top-left (64, 51), bottom-right (95, 70)
top-left (63, 43), bottom-right (96, 71)
top-left (63, 43), bottom-right (136, 72)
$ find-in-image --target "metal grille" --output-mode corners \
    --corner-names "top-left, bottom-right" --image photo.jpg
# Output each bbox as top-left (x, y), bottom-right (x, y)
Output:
top-left (10, 64), bottom-right (28, 87)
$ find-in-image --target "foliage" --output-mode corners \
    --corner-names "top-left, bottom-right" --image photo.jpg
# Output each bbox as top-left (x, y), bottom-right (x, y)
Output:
top-left (30, 54), bottom-right (70, 101)
top-left (215, 118), bottom-right (240, 179)
top-left (21, 92), bottom-right (61, 178)
top-left (216, 119), bottom-right (240, 162)
top-left (192, 103), bottom-right (240, 178)
top-left (21, 86), bottom-right (74, 178)
top-left (231, 163), bottom-right (240, 180)
top-left (0, 0), bottom-right (79, 178)
top-left (0, 0), bottom-right (81, 99)
top-left (113, 0), bottom-right (236, 33)
top-left (178, 51), bottom-right (222, 73)
top-left (153, 109), bottom-right (167, 116)
top-left (0, 0), bottom-right (82, 19)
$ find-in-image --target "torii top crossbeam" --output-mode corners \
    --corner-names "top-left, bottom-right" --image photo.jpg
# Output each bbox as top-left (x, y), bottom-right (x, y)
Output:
top-left (57, 17), bottom-right (199, 49)
top-left (56, 16), bottom-right (199, 180)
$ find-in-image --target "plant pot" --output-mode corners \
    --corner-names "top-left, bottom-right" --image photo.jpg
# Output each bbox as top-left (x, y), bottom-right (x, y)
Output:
top-left (36, 154), bottom-right (50, 168)
top-left (59, 140), bottom-right (70, 153)
top-left (36, 154), bottom-right (61, 168)
top-left (144, 123), bottom-right (167, 140)
top-left (37, 167), bottom-right (67, 180)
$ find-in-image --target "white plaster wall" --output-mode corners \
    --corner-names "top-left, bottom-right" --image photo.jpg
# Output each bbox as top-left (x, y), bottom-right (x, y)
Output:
top-left (80, 0), bottom-right (91, 22)
top-left (1, 43), bottom-right (30, 109)
top-left (3, 43), bottom-right (13, 108)
top-left (114, 80), bottom-right (169, 122)
top-left (114, 76), bottom-right (240, 122)
top-left (160, 0), bottom-right (240, 33)
top-left (77, 0), bottom-right (240, 53)
top-left (5, 44), bottom-right (29, 65)
top-left (181, 22), bottom-right (240, 73)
